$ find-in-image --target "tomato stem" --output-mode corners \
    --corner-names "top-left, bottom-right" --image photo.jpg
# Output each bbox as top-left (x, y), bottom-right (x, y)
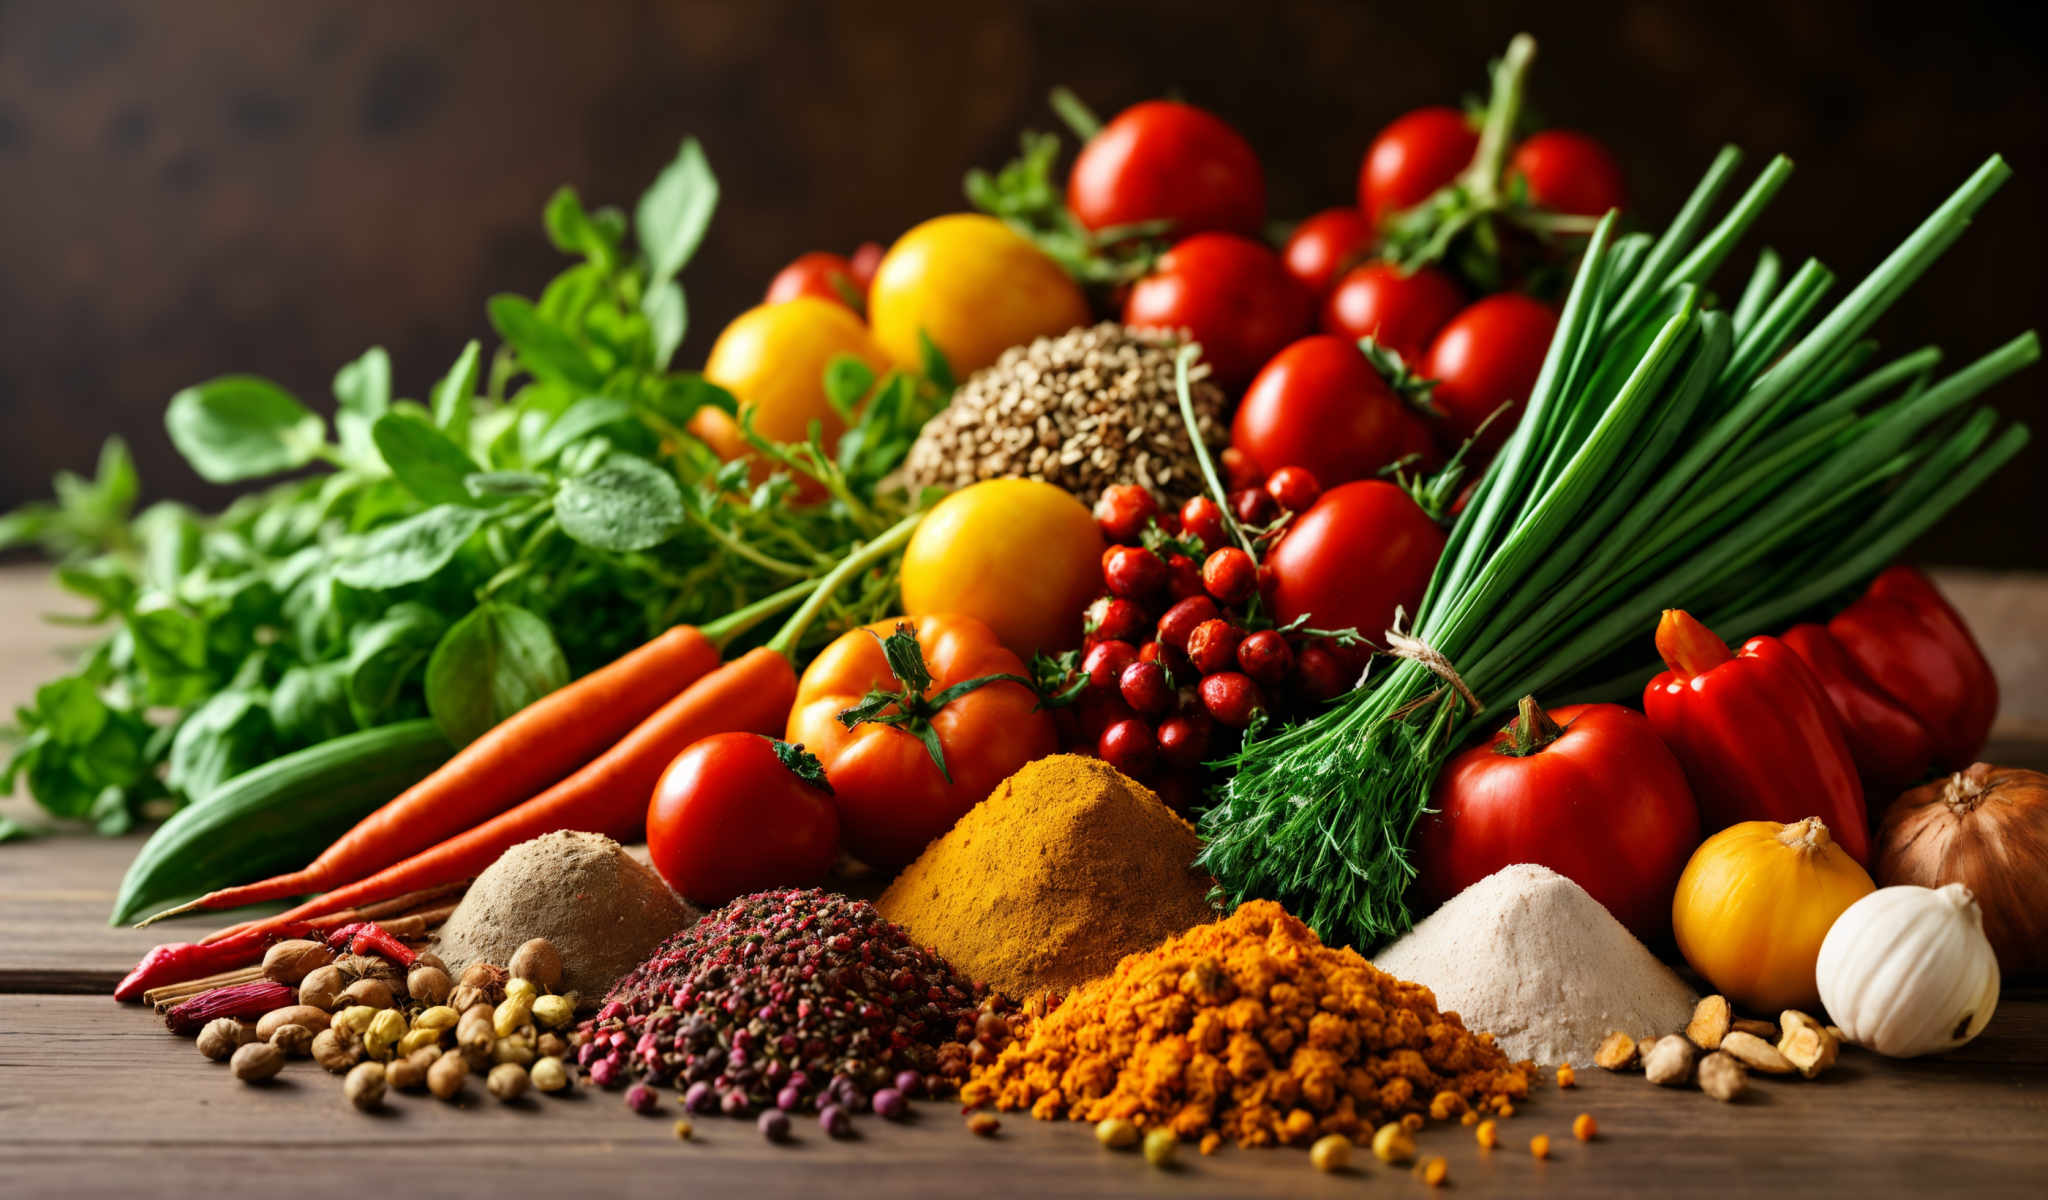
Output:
top-left (1494, 693), bottom-right (1566, 758)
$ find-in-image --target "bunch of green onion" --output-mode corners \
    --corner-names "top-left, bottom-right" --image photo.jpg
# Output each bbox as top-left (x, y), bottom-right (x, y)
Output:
top-left (1196, 147), bottom-right (2037, 948)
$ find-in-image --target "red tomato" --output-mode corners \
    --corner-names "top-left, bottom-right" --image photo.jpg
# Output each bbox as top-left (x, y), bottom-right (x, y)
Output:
top-left (1321, 261), bottom-right (1466, 363)
top-left (1423, 293), bottom-right (1558, 455)
top-left (1282, 208), bottom-right (1377, 295)
top-left (1123, 233), bottom-right (1315, 386)
top-left (1266, 480), bottom-right (1445, 644)
top-left (764, 251), bottom-right (862, 309)
top-left (847, 241), bottom-right (885, 291)
top-left (1232, 335), bottom-right (1435, 486)
top-left (1068, 100), bottom-right (1265, 238)
top-left (646, 732), bottom-right (840, 906)
top-left (1416, 700), bottom-right (1701, 940)
top-left (1507, 130), bottom-right (1626, 218)
top-left (1358, 106), bottom-right (1478, 227)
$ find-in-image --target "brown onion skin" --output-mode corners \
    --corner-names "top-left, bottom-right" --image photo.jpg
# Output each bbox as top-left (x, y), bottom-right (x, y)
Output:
top-left (1875, 762), bottom-right (2048, 975)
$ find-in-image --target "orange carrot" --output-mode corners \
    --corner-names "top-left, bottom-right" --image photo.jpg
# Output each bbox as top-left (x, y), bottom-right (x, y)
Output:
top-left (159, 625), bottom-right (722, 921)
top-left (242, 646), bottom-right (800, 930)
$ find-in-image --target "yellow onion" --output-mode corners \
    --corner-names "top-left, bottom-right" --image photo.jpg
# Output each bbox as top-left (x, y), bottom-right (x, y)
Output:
top-left (1876, 763), bottom-right (2048, 975)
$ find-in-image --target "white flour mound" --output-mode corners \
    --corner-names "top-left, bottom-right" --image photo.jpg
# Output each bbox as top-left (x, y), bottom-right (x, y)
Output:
top-left (1373, 863), bottom-right (1696, 1066)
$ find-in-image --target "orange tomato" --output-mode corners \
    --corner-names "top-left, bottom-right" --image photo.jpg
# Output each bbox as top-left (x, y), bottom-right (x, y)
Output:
top-left (788, 614), bottom-right (1056, 868)
top-left (695, 297), bottom-right (890, 493)
top-left (867, 214), bottom-right (1090, 377)
top-left (899, 478), bottom-right (1105, 660)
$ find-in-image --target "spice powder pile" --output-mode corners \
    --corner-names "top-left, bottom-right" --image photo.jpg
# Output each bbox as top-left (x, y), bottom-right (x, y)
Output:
top-left (961, 900), bottom-right (1536, 1149)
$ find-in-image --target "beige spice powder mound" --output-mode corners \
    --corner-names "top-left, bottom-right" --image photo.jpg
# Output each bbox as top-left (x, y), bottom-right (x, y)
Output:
top-left (1372, 863), bottom-right (1698, 1066)
top-left (435, 831), bottom-right (698, 1004)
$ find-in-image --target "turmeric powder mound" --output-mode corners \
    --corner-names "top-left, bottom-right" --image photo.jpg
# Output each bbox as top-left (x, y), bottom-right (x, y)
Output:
top-left (959, 899), bottom-right (1536, 1149)
top-left (877, 755), bottom-right (1217, 1001)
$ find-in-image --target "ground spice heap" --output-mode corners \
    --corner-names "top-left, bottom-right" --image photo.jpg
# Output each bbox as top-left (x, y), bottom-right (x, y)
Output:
top-left (901, 322), bottom-right (1228, 505)
top-left (577, 888), bottom-right (992, 1118)
top-left (878, 755), bottom-right (1218, 1001)
top-left (961, 900), bottom-right (1535, 1149)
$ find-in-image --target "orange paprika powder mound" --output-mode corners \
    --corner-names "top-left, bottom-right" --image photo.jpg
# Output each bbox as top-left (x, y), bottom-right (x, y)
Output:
top-left (959, 899), bottom-right (1536, 1149)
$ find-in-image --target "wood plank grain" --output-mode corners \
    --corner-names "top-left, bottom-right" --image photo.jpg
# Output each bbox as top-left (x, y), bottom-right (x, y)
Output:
top-left (0, 994), bottom-right (2043, 1199)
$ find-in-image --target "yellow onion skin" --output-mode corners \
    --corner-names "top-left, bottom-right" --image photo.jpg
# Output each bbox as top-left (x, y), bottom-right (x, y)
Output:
top-left (1876, 763), bottom-right (2048, 975)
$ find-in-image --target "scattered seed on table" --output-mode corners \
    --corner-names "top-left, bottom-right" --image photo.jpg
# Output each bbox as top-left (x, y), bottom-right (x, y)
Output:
top-left (1476, 1118), bottom-right (1498, 1149)
top-left (1095, 1118), bottom-right (1139, 1150)
top-left (1142, 1127), bottom-right (1178, 1167)
top-left (967, 1112), bottom-right (1001, 1138)
top-left (759, 1110), bottom-right (791, 1143)
top-left (1308, 1134), bottom-right (1351, 1172)
top-left (1557, 1063), bottom-right (1576, 1088)
top-left (673, 1118), bottom-right (694, 1141)
top-left (1574, 1113), bottom-right (1599, 1141)
top-left (1531, 1134), bottom-right (1552, 1160)
top-left (1418, 1156), bottom-right (1449, 1187)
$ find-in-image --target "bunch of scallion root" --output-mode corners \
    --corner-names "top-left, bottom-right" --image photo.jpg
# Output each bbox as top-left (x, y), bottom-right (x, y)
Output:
top-left (1197, 147), bottom-right (2036, 949)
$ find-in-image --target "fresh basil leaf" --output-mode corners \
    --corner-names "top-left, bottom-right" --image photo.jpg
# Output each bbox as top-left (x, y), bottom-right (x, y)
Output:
top-left (431, 339), bottom-right (482, 439)
top-left (554, 457), bottom-right (684, 552)
top-left (54, 557), bottom-right (137, 620)
top-left (165, 689), bottom-right (273, 804)
top-left (823, 354), bottom-right (878, 419)
top-left (464, 471), bottom-right (549, 500)
top-left (333, 347), bottom-right (393, 466)
top-left (335, 504), bottom-right (493, 590)
top-left (644, 373), bottom-right (738, 426)
top-left (530, 395), bottom-right (635, 464)
top-left (271, 661), bottom-right (354, 744)
top-left (545, 186), bottom-right (620, 269)
top-left (134, 502), bottom-right (204, 594)
top-left (345, 602), bottom-right (443, 726)
top-left (372, 411), bottom-right (484, 506)
top-left (488, 295), bottom-right (606, 391)
top-left (636, 136), bottom-right (718, 291)
top-left (425, 602), bottom-right (569, 747)
top-left (127, 603), bottom-right (212, 707)
top-left (21, 735), bottom-right (97, 819)
top-left (88, 786), bottom-right (133, 836)
top-left (165, 376), bottom-right (326, 483)
top-left (645, 280), bottom-right (686, 370)
top-left (33, 677), bottom-right (108, 745)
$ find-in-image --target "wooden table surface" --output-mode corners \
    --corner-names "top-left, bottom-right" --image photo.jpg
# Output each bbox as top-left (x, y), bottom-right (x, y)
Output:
top-left (4, 565), bottom-right (2045, 1198)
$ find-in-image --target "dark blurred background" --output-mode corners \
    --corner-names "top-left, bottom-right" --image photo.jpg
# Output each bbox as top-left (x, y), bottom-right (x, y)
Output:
top-left (1, 0), bottom-right (2042, 564)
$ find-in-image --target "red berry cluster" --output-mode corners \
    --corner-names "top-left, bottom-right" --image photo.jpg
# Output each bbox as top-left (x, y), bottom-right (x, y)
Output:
top-left (1055, 465), bottom-right (1354, 810)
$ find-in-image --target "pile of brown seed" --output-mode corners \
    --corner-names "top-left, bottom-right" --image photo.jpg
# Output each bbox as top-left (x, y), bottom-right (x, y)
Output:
top-left (901, 322), bottom-right (1229, 506)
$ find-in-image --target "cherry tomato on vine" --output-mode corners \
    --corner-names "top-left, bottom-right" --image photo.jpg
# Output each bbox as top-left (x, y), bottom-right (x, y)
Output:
top-left (1068, 100), bottom-right (1266, 238)
top-left (1507, 130), bottom-right (1626, 218)
top-left (1321, 262), bottom-right (1465, 363)
top-left (1231, 335), bottom-right (1435, 488)
top-left (1282, 207), bottom-right (1377, 295)
top-left (1266, 480), bottom-right (1445, 646)
top-left (764, 251), bottom-right (863, 309)
top-left (646, 733), bottom-right (841, 906)
top-left (1422, 293), bottom-right (1559, 455)
top-left (1358, 106), bottom-right (1478, 227)
top-left (1123, 233), bottom-right (1315, 386)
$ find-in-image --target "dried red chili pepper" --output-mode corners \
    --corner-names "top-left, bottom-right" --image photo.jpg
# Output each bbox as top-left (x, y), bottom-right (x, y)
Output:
top-left (112, 922), bottom-right (314, 1003)
top-left (330, 921), bottom-right (417, 967)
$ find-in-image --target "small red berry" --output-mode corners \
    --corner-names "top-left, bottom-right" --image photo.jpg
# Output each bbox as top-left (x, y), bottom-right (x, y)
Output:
top-left (1186, 619), bottom-right (1245, 676)
top-left (1082, 639), bottom-right (1139, 689)
top-left (1199, 672), bottom-right (1267, 728)
top-left (1201, 547), bottom-right (1258, 606)
top-left (1165, 553), bottom-right (1206, 601)
top-left (1264, 466), bottom-right (1322, 512)
top-left (1093, 484), bottom-right (1158, 544)
top-left (1085, 596), bottom-right (1149, 644)
top-left (1180, 496), bottom-right (1227, 551)
top-left (1156, 596), bottom-right (1220, 650)
top-left (1236, 629), bottom-right (1294, 684)
top-left (1102, 545), bottom-right (1168, 599)
top-left (1097, 718), bottom-right (1159, 778)
top-left (1231, 487), bottom-right (1278, 526)
top-left (1295, 644), bottom-right (1349, 701)
top-left (1156, 713), bottom-right (1215, 770)
top-left (1118, 660), bottom-right (1174, 715)
top-left (1221, 446), bottom-right (1263, 492)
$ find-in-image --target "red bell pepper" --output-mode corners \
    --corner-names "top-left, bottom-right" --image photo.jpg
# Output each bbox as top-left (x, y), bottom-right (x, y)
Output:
top-left (1828, 566), bottom-right (1998, 770)
top-left (1779, 623), bottom-right (1935, 799)
top-left (1644, 610), bottom-right (1869, 863)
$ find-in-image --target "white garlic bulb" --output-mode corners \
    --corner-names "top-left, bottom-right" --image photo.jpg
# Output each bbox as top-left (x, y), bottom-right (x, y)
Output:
top-left (1816, 882), bottom-right (2000, 1058)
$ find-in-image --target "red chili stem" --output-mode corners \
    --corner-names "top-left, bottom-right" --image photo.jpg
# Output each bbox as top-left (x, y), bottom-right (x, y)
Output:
top-left (1655, 608), bottom-right (1735, 679)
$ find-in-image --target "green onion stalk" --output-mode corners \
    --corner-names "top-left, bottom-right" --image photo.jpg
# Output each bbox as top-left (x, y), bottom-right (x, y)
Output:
top-left (1195, 147), bottom-right (2036, 949)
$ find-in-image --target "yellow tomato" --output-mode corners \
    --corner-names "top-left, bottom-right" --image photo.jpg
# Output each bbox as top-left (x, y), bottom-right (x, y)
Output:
top-left (868, 214), bottom-right (1091, 376)
top-left (1672, 817), bottom-right (1875, 1013)
top-left (900, 479), bottom-right (1105, 660)
top-left (695, 297), bottom-right (890, 489)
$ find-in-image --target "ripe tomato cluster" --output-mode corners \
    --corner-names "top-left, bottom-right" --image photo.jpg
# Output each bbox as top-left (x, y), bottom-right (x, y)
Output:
top-left (1054, 473), bottom-right (1362, 809)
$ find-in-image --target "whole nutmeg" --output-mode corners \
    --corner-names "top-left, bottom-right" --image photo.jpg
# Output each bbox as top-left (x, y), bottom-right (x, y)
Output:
top-left (486, 1062), bottom-right (530, 1101)
top-left (386, 1056), bottom-right (427, 1092)
top-left (230, 1041), bottom-right (285, 1083)
top-left (407, 965), bottom-right (453, 1006)
top-left (459, 960), bottom-right (508, 991)
top-left (270, 1024), bottom-right (316, 1059)
top-left (407, 1045), bottom-right (442, 1073)
top-left (298, 965), bottom-right (346, 1011)
top-left (261, 938), bottom-right (336, 985)
top-left (413, 950), bottom-right (447, 972)
top-left (343, 1061), bottom-right (387, 1111)
top-left (508, 939), bottom-right (564, 992)
top-left (536, 1032), bottom-right (569, 1060)
top-left (530, 1056), bottom-right (571, 1094)
top-left (256, 1005), bottom-right (331, 1041)
top-left (196, 1018), bottom-right (255, 1062)
top-left (428, 1050), bottom-right (469, 1100)
top-left (311, 1028), bottom-right (363, 1074)
top-left (338, 978), bottom-right (395, 1011)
